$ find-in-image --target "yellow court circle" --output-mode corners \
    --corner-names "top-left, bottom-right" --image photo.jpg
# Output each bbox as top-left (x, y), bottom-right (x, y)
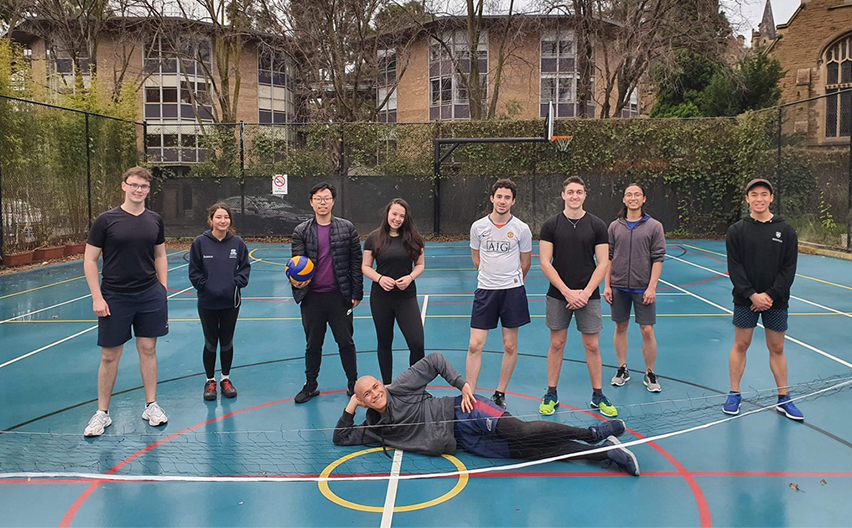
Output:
top-left (318, 447), bottom-right (469, 513)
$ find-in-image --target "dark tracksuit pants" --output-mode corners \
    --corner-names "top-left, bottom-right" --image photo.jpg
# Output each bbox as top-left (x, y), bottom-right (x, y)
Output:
top-left (370, 287), bottom-right (425, 384)
top-left (300, 291), bottom-right (357, 386)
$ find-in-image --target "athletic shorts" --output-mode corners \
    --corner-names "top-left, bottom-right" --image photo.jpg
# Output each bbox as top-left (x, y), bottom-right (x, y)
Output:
top-left (610, 288), bottom-right (656, 326)
top-left (545, 296), bottom-right (602, 334)
top-left (98, 282), bottom-right (169, 347)
top-left (732, 304), bottom-right (788, 332)
top-left (470, 286), bottom-right (530, 330)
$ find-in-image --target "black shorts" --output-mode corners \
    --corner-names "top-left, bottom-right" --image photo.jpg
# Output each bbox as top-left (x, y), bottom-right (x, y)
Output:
top-left (732, 304), bottom-right (788, 333)
top-left (470, 286), bottom-right (530, 330)
top-left (98, 282), bottom-right (169, 347)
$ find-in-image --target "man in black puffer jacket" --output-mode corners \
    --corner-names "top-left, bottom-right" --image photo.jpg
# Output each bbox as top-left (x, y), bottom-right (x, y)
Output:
top-left (291, 182), bottom-right (363, 403)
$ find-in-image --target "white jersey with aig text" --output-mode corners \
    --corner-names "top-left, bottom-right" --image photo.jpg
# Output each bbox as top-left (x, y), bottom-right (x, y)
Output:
top-left (470, 215), bottom-right (532, 290)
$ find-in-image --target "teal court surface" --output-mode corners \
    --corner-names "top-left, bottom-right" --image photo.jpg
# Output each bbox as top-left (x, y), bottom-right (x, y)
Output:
top-left (1, 240), bottom-right (851, 527)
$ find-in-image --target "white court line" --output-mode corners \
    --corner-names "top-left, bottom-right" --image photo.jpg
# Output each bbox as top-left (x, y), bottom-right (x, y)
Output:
top-left (0, 286), bottom-right (194, 370)
top-left (420, 295), bottom-right (429, 327)
top-left (380, 449), bottom-right (404, 528)
top-left (668, 254), bottom-right (852, 321)
top-left (0, 263), bottom-right (189, 325)
top-left (0, 294), bottom-right (93, 324)
top-left (658, 275), bottom-right (852, 370)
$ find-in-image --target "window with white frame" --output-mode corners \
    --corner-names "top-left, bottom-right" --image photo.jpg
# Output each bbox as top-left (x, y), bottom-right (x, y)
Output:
top-left (540, 30), bottom-right (589, 118)
top-left (143, 36), bottom-right (214, 123)
top-left (145, 124), bottom-right (207, 164)
top-left (258, 45), bottom-right (296, 124)
top-left (429, 30), bottom-right (488, 121)
top-left (48, 44), bottom-right (91, 94)
top-left (825, 34), bottom-right (852, 138)
top-left (377, 49), bottom-right (397, 122)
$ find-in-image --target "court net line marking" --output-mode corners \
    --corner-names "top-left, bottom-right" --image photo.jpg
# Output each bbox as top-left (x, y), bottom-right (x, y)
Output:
top-left (0, 283), bottom-right (193, 370)
top-left (680, 243), bottom-right (852, 292)
top-left (661, 259), bottom-right (852, 370)
top-left (3, 376), bottom-right (849, 484)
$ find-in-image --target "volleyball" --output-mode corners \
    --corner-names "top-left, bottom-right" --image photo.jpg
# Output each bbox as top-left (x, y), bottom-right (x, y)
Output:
top-left (285, 256), bottom-right (315, 283)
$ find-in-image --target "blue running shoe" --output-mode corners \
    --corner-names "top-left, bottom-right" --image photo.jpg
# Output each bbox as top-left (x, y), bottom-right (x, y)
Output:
top-left (776, 396), bottom-right (804, 421)
top-left (590, 419), bottom-right (626, 441)
top-left (722, 392), bottom-right (741, 415)
top-left (602, 436), bottom-right (640, 476)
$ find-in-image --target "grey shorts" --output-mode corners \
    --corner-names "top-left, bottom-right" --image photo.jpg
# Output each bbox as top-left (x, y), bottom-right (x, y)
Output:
top-left (545, 296), bottom-right (602, 334)
top-left (610, 289), bottom-right (657, 326)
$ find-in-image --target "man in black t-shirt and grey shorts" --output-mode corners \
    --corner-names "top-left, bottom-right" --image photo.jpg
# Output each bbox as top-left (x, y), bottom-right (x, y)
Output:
top-left (82, 167), bottom-right (170, 437)
top-left (538, 176), bottom-right (617, 419)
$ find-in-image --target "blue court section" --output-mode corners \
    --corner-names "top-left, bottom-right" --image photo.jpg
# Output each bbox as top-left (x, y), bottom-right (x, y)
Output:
top-left (1, 240), bottom-right (852, 527)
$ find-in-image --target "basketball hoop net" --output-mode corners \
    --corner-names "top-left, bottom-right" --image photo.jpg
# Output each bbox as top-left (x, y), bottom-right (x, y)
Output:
top-left (551, 135), bottom-right (573, 152)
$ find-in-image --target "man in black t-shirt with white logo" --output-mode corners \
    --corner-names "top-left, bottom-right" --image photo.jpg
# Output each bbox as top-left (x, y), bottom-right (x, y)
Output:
top-left (82, 167), bottom-right (169, 437)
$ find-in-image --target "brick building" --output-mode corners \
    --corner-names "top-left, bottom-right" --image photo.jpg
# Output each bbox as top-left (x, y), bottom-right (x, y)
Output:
top-left (377, 15), bottom-right (642, 124)
top-left (754, 0), bottom-right (852, 144)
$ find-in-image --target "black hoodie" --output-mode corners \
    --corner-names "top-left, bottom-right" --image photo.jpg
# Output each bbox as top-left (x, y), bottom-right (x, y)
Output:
top-left (189, 230), bottom-right (251, 309)
top-left (726, 215), bottom-right (797, 309)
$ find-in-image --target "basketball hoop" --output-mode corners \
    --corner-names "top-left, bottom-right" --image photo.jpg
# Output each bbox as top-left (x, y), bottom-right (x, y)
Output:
top-left (551, 135), bottom-right (574, 152)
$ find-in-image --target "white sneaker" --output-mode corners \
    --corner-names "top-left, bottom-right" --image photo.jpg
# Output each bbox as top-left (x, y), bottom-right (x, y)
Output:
top-left (83, 411), bottom-right (112, 437)
top-left (142, 402), bottom-right (168, 426)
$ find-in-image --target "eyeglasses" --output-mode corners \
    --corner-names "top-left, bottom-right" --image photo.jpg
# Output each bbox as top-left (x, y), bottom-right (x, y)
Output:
top-left (563, 190), bottom-right (585, 196)
top-left (624, 192), bottom-right (644, 198)
top-left (125, 182), bottom-right (151, 191)
top-left (312, 196), bottom-right (333, 203)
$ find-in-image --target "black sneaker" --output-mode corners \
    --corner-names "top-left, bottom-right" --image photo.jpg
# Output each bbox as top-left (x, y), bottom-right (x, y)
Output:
top-left (220, 379), bottom-right (237, 398)
top-left (295, 383), bottom-right (319, 404)
top-left (589, 418), bottom-right (626, 442)
top-left (203, 380), bottom-right (217, 401)
top-left (346, 379), bottom-right (357, 397)
top-left (491, 391), bottom-right (506, 409)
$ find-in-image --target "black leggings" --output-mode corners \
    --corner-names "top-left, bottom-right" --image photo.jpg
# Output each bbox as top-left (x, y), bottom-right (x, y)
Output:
top-left (198, 306), bottom-right (240, 379)
top-left (495, 414), bottom-right (607, 462)
top-left (370, 287), bottom-right (425, 384)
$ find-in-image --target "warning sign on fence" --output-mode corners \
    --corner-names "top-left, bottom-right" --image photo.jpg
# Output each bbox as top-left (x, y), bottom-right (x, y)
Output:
top-left (272, 174), bottom-right (288, 196)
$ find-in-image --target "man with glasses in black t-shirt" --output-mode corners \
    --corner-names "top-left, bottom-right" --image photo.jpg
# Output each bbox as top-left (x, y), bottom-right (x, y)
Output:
top-left (83, 167), bottom-right (170, 437)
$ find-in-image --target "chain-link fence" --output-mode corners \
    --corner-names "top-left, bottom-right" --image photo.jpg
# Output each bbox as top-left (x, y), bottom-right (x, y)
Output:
top-left (0, 95), bottom-right (143, 257)
top-left (769, 91), bottom-right (852, 252)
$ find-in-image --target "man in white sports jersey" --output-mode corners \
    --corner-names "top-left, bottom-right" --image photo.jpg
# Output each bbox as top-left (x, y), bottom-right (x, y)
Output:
top-left (466, 178), bottom-right (533, 409)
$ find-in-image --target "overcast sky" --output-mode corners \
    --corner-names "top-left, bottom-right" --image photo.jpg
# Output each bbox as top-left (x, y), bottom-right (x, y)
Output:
top-left (723, 0), bottom-right (801, 37)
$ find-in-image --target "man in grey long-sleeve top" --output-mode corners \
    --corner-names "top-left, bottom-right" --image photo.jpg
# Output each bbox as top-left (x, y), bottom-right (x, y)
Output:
top-left (333, 353), bottom-right (640, 475)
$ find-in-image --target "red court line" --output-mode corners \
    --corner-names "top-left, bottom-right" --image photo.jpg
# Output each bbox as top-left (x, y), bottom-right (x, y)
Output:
top-left (9, 471), bottom-right (852, 486)
top-left (502, 388), bottom-right (713, 528)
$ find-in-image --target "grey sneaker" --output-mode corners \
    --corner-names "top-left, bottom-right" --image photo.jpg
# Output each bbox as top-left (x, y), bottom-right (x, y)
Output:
top-left (611, 365), bottom-right (630, 387)
top-left (644, 371), bottom-right (662, 393)
top-left (83, 410), bottom-right (112, 437)
top-left (142, 402), bottom-right (168, 426)
top-left (603, 436), bottom-right (640, 476)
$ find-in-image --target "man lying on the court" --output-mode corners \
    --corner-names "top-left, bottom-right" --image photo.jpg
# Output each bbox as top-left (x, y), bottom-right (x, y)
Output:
top-left (332, 353), bottom-right (639, 475)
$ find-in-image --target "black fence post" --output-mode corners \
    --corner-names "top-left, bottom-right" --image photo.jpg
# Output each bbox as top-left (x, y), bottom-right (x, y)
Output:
top-left (847, 102), bottom-right (851, 251)
top-left (776, 106), bottom-right (782, 215)
top-left (142, 121), bottom-right (148, 164)
top-left (239, 122), bottom-right (245, 215)
top-left (433, 139), bottom-right (441, 236)
top-left (0, 161), bottom-right (4, 263)
top-left (86, 112), bottom-right (92, 230)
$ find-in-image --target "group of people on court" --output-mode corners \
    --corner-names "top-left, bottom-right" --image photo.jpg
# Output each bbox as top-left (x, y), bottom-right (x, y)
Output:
top-left (81, 167), bottom-right (804, 473)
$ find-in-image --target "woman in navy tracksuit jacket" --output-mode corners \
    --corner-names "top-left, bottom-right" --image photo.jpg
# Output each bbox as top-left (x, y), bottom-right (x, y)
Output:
top-left (189, 202), bottom-right (251, 401)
